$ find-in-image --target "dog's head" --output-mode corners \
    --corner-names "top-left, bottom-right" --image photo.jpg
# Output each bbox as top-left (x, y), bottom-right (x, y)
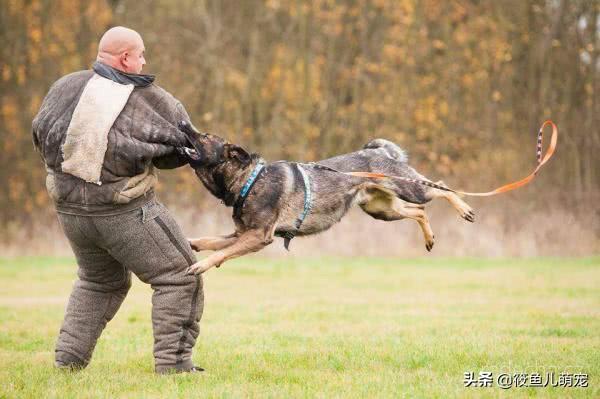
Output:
top-left (177, 120), bottom-right (255, 202)
top-left (177, 120), bottom-right (252, 168)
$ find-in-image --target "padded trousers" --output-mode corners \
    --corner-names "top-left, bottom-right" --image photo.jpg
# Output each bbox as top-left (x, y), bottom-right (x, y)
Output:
top-left (54, 198), bottom-right (203, 373)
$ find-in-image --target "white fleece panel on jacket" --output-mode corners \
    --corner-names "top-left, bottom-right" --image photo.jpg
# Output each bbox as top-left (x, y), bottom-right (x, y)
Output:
top-left (61, 73), bottom-right (134, 185)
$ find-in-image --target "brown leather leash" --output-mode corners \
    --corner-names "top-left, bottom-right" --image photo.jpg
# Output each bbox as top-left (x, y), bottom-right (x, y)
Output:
top-left (332, 120), bottom-right (558, 197)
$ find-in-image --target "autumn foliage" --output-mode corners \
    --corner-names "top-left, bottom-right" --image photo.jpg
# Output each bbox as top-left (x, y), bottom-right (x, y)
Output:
top-left (0, 0), bottom-right (598, 236)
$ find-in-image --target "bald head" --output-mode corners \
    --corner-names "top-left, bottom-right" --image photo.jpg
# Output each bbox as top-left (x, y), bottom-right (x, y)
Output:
top-left (97, 26), bottom-right (146, 74)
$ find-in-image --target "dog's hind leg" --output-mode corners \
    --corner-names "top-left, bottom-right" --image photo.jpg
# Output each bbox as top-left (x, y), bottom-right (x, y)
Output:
top-left (426, 181), bottom-right (475, 222)
top-left (189, 232), bottom-right (239, 251)
top-left (390, 199), bottom-right (435, 252)
top-left (359, 184), bottom-right (435, 251)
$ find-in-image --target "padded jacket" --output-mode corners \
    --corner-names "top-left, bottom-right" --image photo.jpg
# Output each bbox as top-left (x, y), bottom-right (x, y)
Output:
top-left (32, 69), bottom-right (190, 215)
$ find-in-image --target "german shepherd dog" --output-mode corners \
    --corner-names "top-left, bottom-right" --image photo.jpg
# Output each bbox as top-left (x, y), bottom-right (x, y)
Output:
top-left (177, 121), bottom-right (475, 274)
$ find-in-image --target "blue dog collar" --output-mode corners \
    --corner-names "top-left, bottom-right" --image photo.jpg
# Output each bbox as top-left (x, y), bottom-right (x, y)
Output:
top-left (239, 161), bottom-right (265, 199)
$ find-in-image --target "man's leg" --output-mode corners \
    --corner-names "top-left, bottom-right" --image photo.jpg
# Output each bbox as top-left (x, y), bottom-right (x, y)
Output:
top-left (55, 213), bottom-right (132, 369)
top-left (97, 200), bottom-right (204, 373)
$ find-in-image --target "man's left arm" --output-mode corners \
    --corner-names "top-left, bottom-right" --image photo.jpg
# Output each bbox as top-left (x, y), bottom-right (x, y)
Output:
top-left (153, 101), bottom-right (192, 169)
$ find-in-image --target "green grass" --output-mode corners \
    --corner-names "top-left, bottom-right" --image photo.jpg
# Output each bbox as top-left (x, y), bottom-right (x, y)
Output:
top-left (0, 256), bottom-right (598, 398)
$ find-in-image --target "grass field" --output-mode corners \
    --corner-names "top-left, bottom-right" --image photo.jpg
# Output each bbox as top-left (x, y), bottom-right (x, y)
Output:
top-left (0, 256), bottom-right (598, 398)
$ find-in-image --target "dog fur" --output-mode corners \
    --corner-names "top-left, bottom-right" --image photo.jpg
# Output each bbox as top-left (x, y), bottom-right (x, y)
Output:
top-left (178, 121), bottom-right (475, 274)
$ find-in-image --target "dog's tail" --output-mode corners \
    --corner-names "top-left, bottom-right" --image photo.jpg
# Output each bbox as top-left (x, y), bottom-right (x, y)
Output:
top-left (363, 138), bottom-right (407, 163)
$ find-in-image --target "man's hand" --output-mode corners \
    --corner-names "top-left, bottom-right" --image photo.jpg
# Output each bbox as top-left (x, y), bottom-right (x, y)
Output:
top-left (189, 239), bottom-right (201, 252)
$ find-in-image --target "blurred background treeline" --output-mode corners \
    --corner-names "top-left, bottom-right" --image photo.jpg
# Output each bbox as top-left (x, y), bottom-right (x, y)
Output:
top-left (0, 0), bottom-right (598, 256)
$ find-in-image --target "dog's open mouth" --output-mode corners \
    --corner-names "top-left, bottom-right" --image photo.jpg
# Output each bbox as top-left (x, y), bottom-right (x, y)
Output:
top-left (177, 146), bottom-right (201, 163)
top-left (183, 147), bottom-right (200, 161)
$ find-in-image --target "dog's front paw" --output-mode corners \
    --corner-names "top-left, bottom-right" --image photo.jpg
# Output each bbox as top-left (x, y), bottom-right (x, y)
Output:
top-left (187, 258), bottom-right (220, 275)
top-left (187, 261), bottom-right (210, 275)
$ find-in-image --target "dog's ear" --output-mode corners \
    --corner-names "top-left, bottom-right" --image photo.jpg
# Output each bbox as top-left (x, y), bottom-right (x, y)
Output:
top-left (224, 144), bottom-right (250, 164)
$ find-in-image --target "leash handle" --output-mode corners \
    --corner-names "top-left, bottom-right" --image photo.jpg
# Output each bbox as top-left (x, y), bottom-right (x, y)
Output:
top-left (456, 120), bottom-right (557, 196)
top-left (343, 120), bottom-right (558, 197)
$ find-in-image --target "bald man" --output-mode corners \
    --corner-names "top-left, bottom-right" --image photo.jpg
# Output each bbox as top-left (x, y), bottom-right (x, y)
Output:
top-left (32, 27), bottom-right (204, 374)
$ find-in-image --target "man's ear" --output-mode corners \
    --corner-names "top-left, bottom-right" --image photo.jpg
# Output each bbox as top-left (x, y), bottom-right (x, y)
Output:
top-left (119, 52), bottom-right (129, 68)
top-left (224, 144), bottom-right (251, 164)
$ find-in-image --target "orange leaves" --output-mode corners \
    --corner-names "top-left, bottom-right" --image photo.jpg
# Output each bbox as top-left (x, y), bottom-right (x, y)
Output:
top-left (0, 0), bottom-right (115, 223)
top-left (16, 66), bottom-right (26, 85)
top-left (2, 65), bottom-right (11, 82)
top-left (8, 177), bottom-right (25, 203)
top-left (29, 28), bottom-right (42, 44)
top-left (0, 0), bottom-right (596, 223)
top-left (1, 98), bottom-right (19, 138)
top-left (86, 1), bottom-right (111, 29)
top-left (382, 44), bottom-right (406, 65)
top-left (226, 69), bottom-right (248, 92)
top-left (413, 95), bottom-right (444, 130)
top-left (29, 94), bottom-right (42, 116)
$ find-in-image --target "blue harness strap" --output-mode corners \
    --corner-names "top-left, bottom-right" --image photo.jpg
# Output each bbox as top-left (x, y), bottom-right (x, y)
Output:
top-left (232, 160), bottom-right (314, 251)
top-left (233, 160), bottom-right (266, 219)
top-left (282, 163), bottom-right (313, 250)
top-left (295, 164), bottom-right (312, 228)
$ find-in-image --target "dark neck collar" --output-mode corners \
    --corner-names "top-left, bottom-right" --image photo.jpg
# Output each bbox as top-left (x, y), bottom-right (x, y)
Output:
top-left (92, 61), bottom-right (155, 87)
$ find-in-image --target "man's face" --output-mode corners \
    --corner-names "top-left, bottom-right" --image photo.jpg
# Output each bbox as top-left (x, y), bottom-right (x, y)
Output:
top-left (121, 41), bottom-right (146, 74)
